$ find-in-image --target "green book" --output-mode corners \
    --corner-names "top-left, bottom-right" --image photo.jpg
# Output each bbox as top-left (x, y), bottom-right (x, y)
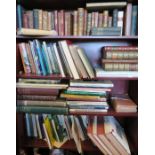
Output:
top-left (63, 90), bottom-right (106, 96)
top-left (16, 106), bottom-right (68, 115)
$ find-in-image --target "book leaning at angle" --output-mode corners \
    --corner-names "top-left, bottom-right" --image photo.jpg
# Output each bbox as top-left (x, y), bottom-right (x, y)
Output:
top-left (17, 28), bottom-right (58, 36)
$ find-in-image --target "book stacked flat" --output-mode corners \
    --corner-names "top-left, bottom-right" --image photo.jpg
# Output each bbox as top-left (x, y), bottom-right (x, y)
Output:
top-left (60, 80), bottom-right (114, 114)
top-left (18, 40), bottom-right (95, 79)
top-left (111, 94), bottom-right (137, 113)
top-left (95, 46), bottom-right (138, 78)
top-left (17, 2), bottom-right (137, 36)
top-left (25, 113), bottom-right (88, 153)
top-left (16, 79), bottom-right (68, 114)
top-left (88, 116), bottom-right (131, 155)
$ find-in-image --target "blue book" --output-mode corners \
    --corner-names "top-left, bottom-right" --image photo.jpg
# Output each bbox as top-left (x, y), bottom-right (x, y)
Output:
top-left (28, 114), bottom-right (34, 137)
top-left (41, 45), bottom-right (50, 75)
top-left (35, 40), bottom-right (47, 75)
top-left (38, 114), bottom-right (45, 139)
top-left (17, 5), bottom-right (23, 29)
top-left (113, 9), bottom-right (118, 27)
top-left (33, 9), bottom-right (39, 29)
top-left (25, 113), bottom-right (31, 137)
top-left (131, 5), bottom-right (138, 36)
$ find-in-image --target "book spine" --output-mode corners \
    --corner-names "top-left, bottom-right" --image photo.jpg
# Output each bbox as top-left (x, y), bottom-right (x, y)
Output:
top-left (38, 10), bottom-right (43, 30)
top-left (25, 43), bottom-right (37, 74)
top-left (26, 11), bottom-right (34, 29)
top-left (33, 9), bottom-right (39, 29)
top-left (112, 9), bottom-right (118, 27)
top-left (16, 106), bottom-right (69, 114)
top-left (117, 11), bottom-right (124, 35)
top-left (78, 8), bottom-right (84, 36)
top-left (51, 11), bottom-right (55, 30)
top-left (103, 10), bottom-right (109, 27)
top-left (131, 5), bottom-right (138, 36)
top-left (104, 51), bottom-right (138, 59)
top-left (73, 11), bottom-right (78, 36)
top-left (125, 3), bottom-right (132, 36)
top-left (108, 16), bottom-right (112, 27)
top-left (69, 105), bottom-right (108, 109)
top-left (104, 46), bottom-right (138, 51)
top-left (18, 43), bottom-right (31, 74)
top-left (58, 10), bottom-right (64, 36)
top-left (42, 11), bottom-right (48, 30)
top-left (53, 10), bottom-right (58, 33)
top-left (23, 13), bottom-right (29, 28)
top-left (17, 95), bottom-right (57, 101)
top-left (104, 63), bottom-right (138, 71)
top-left (65, 12), bottom-right (69, 36)
top-left (91, 12), bottom-right (95, 28)
top-left (35, 40), bottom-right (47, 75)
top-left (17, 5), bottom-right (23, 29)
top-left (86, 13), bottom-right (92, 35)
top-left (47, 12), bottom-right (52, 31)
top-left (17, 88), bottom-right (59, 95)
top-left (83, 10), bottom-right (87, 35)
top-left (94, 12), bottom-right (99, 27)
top-left (25, 113), bottom-right (31, 137)
top-left (98, 13), bottom-right (103, 27)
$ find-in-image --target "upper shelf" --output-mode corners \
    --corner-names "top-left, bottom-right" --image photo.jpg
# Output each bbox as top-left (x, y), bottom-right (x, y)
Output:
top-left (16, 35), bottom-right (138, 40)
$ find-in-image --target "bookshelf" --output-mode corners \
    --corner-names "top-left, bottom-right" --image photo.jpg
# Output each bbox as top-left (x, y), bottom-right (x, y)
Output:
top-left (16, 0), bottom-right (138, 155)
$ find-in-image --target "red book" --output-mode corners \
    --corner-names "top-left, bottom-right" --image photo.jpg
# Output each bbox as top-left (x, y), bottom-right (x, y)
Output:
top-left (54, 10), bottom-right (58, 33)
top-left (104, 46), bottom-right (138, 51)
top-left (16, 88), bottom-right (59, 96)
top-left (23, 13), bottom-right (29, 28)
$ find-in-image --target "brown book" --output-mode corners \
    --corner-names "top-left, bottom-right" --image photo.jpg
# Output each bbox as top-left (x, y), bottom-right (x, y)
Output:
top-left (103, 10), bottom-right (109, 27)
top-left (104, 46), bottom-right (138, 51)
top-left (42, 11), bottom-right (48, 30)
top-left (86, 13), bottom-right (92, 35)
top-left (23, 13), bottom-right (29, 28)
top-left (98, 13), bottom-right (103, 27)
top-left (112, 97), bottom-right (137, 112)
top-left (26, 11), bottom-right (34, 29)
top-left (47, 12), bottom-right (52, 31)
top-left (58, 10), bottom-right (64, 36)
top-left (104, 51), bottom-right (138, 59)
top-left (83, 10), bottom-right (87, 35)
top-left (16, 88), bottom-right (59, 96)
top-left (65, 12), bottom-right (72, 36)
top-left (38, 10), bottom-right (43, 30)
top-left (73, 11), bottom-right (78, 36)
top-left (78, 8), bottom-right (85, 36)
top-left (103, 63), bottom-right (138, 71)
top-left (102, 59), bottom-right (138, 64)
top-left (25, 43), bottom-right (37, 74)
top-left (17, 95), bottom-right (57, 101)
top-left (54, 10), bottom-right (58, 33)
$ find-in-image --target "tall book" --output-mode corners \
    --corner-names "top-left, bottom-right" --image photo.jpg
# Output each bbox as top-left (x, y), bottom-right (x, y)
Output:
top-left (117, 11), bottom-right (124, 35)
top-left (38, 10), bottom-right (43, 30)
top-left (131, 5), bottom-right (138, 36)
top-left (78, 8), bottom-right (85, 36)
top-left (58, 10), bottom-right (64, 36)
top-left (42, 11), bottom-right (48, 30)
top-left (33, 9), bottom-right (39, 29)
top-left (113, 9), bottom-right (118, 27)
top-left (17, 5), bottom-right (23, 29)
top-left (86, 13), bottom-right (92, 35)
top-left (125, 3), bottom-right (132, 36)
top-left (73, 11), bottom-right (78, 36)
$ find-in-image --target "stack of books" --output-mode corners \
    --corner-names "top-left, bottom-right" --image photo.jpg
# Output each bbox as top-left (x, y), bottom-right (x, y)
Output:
top-left (25, 113), bottom-right (88, 153)
top-left (60, 80), bottom-right (114, 114)
top-left (95, 46), bottom-right (138, 78)
top-left (88, 116), bottom-right (131, 155)
top-left (16, 79), bottom-right (68, 114)
top-left (17, 2), bottom-right (137, 36)
top-left (18, 40), bottom-right (95, 79)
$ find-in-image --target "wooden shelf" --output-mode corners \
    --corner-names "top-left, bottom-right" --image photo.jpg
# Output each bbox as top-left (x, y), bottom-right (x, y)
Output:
top-left (23, 139), bottom-right (97, 151)
top-left (16, 74), bottom-right (138, 80)
top-left (16, 35), bottom-right (138, 40)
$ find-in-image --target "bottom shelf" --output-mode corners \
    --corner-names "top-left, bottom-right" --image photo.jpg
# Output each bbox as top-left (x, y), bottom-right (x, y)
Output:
top-left (23, 138), bottom-right (137, 154)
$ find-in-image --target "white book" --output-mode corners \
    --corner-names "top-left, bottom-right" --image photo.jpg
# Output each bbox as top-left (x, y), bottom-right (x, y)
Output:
top-left (59, 41), bottom-right (80, 79)
top-left (31, 114), bottom-right (38, 138)
top-left (117, 11), bottom-right (124, 35)
top-left (35, 114), bottom-right (42, 139)
top-left (53, 43), bottom-right (65, 77)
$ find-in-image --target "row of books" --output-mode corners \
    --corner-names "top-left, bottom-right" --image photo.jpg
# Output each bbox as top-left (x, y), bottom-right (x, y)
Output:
top-left (16, 79), bottom-right (137, 114)
top-left (24, 114), bottom-right (131, 155)
top-left (18, 39), bottom-right (138, 78)
top-left (102, 46), bottom-right (138, 71)
top-left (17, 3), bottom-right (137, 36)
top-left (18, 40), bottom-right (95, 79)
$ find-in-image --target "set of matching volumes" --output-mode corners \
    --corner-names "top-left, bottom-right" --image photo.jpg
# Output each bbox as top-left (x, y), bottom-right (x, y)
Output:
top-left (102, 46), bottom-right (138, 71)
top-left (17, 2), bottom-right (137, 36)
top-left (24, 113), bottom-right (88, 153)
top-left (62, 80), bottom-right (114, 114)
top-left (18, 40), bottom-right (94, 79)
top-left (88, 116), bottom-right (131, 155)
